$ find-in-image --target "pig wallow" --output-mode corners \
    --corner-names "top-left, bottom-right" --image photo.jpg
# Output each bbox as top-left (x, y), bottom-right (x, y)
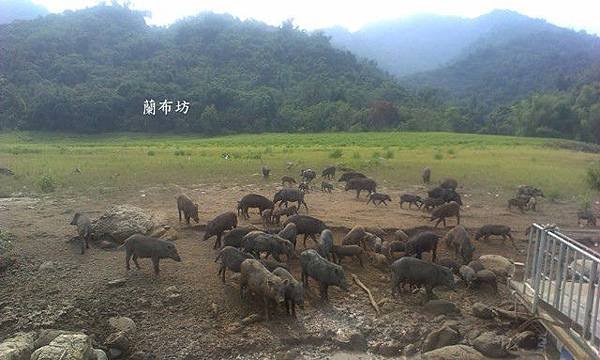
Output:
top-left (391, 257), bottom-right (455, 299)
top-left (121, 234), bottom-right (181, 275)
top-left (240, 259), bottom-right (289, 320)
top-left (299, 249), bottom-right (349, 301)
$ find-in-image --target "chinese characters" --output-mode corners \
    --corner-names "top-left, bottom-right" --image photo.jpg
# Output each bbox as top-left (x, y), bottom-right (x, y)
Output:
top-left (143, 99), bottom-right (189, 115)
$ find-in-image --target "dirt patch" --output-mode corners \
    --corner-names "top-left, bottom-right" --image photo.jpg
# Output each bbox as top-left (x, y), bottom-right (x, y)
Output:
top-left (0, 182), bottom-right (575, 358)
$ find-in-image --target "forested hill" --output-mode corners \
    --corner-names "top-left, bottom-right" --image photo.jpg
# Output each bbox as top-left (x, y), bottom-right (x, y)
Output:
top-left (0, 4), bottom-right (442, 133)
top-left (0, 0), bottom-right (48, 24)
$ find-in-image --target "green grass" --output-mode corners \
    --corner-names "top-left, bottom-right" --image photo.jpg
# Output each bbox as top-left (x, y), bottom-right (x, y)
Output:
top-left (0, 131), bottom-right (596, 198)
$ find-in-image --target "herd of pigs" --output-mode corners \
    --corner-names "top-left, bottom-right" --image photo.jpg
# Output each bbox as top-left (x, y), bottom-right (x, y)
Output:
top-left (69, 166), bottom-right (546, 320)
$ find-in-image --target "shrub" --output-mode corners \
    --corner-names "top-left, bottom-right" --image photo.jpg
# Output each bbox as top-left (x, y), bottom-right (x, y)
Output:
top-left (329, 149), bottom-right (343, 159)
top-left (174, 149), bottom-right (185, 156)
top-left (352, 151), bottom-right (361, 159)
top-left (147, 150), bottom-right (156, 156)
top-left (447, 148), bottom-right (455, 155)
top-left (39, 175), bottom-right (55, 193)
top-left (434, 152), bottom-right (443, 160)
top-left (383, 149), bottom-right (394, 159)
top-left (586, 164), bottom-right (600, 192)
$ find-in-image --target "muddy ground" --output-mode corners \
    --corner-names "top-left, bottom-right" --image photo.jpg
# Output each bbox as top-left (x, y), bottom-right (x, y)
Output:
top-left (0, 181), bottom-right (583, 359)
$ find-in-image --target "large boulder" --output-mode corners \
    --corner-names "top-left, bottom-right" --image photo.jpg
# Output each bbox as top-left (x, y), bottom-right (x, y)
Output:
top-left (422, 325), bottom-right (462, 352)
top-left (0, 332), bottom-right (36, 360)
top-left (92, 205), bottom-right (155, 244)
top-left (472, 331), bottom-right (509, 358)
top-left (472, 302), bottom-right (495, 319)
top-left (31, 334), bottom-right (94, 360)
top-left (477, 255), bottom-right (515, 279)
top-left (421, 345), bottom-right (487, 359)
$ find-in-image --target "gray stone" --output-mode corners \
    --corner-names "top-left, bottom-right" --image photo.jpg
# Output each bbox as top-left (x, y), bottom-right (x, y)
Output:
top-left (424, 300), bottom-right (461, 316)
top-left (108, 317), bottom-right (136, 335)
top-left (105, 332), bottom-right (129, 352)
top-left (34, 329), bottom-right (71, 349)
top-left (164, 293), bottom-right (182, 305)
top-left (38, 261), bottom-right (56, 272)
top-left (240, 314), bottom-right (261, 326)
top-left (91, 205), bottom-right (155, 244)
top-left (472, 302), bottom-right (495, 319)
top-left (422, 326), bottom-right (462, 352)
top-left (333, 329), bottom-right (367, 351)
top-left (0, 332), bottom-right (36, 360)
top-left (478, 255), bottom-right (515, 278)
top-left (107, 279), bottom-right (127, 287)
top-left (421, 345), bottom-right (486, 359)
top-left (373, 340), bottom-right (403, 356)
top-left (473, 331), bottom-right (509, 358)
top-left (31, 334), bottom-right (93, 360)
top-left (93, 349), bottom-right (108, 360)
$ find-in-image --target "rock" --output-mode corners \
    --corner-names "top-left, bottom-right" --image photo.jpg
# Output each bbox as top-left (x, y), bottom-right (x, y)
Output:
top-left (129, 352), bottom-right (156, 360)
top-left (423, 326), bottom-right (462, 352)
top-left (422, 345), bottom-right (487, 359)
top-left (31, 334), bottom-right (93, 360)
top-left (0, 332), bottom-right (36, 360)
top-left (91, 205), bottom-right (155, 244)
top-left (105, 332), bottom-right (129, 352)
top-left (373, 340), bottom-right (403, 356)
top-left (38, 261), bottom-right (57, 272)
top-left (276, 349), bottom-right (303, 360)
top-left (333, 329), bottom-right (367, 351)
top-left (164, 293), bottom-right (182, 305)
top-left (165, 286), bottom-right (178, 293)
top-left (93, 349), bottom-right (108, 360)
top-left (512, 331), bottom-right (538, 349)
top-left (108, 317), bottom-right (136, 335)
top-left (478, 255), bottom-right (515, 278)
top-left (424, 300), bottom-right (461, 316)
top-left (109, 347), bottom-right (123, 359)
top-left (98, 240), bottom-right (117, 249)
top-left (403, 343), bottom-right (418, 356)
top-left (240, 314), bottom-right (261, 326)
top-left (395, 229), bottom-right (409, 241)
top-left (107, 279), bottom-right (127, 287)
top-left (34, 329), bottom-right (71, 349)
top-left (473, 331), bottom-right (509, 358)
top-left (472, 302), bottom-right (495, 319)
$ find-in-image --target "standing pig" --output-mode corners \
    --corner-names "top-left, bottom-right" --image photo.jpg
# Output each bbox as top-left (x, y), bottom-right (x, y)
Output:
top-left (278, 223), bottom-right (298, 249)
top-left (70, 212), bottom-right (92, 255)
top-left (317, 229), bottom-right (334, 260)
top-left (215, 246), bottom-right (255, 283)
top-left (338, 172), bottom-right (367, 183)
top-left (222, 226), bottom-right (258, 248)
top-left (422, 167), bottom-right (431, 184)
top-left (204, 212), bottom-right (238, 249)
top-left (459, 265), bottom-right (476, 287)
top-left (238, 194), bottom-right (274, 220)
top-left (299, 249), bottom-right (349, 301)
top-left (240, 259), bottom-right (289, 320)
top-left (345, 178), bottom-right (377, 198)
top-left (342, 226), bottom-right (366, 247)
top-left (176, 194), bottom-right (199, 224)
top-left (405, 231), bottom-right (441, 262)
top-left (121, 234), bottom-right (181, 275)
top-left (430, 201), bottom-right (460, 228)
top-left (332, 244), bottom-right (364, 266)
top-left (283, 215), bottom-right (328, 247)
top-left (273, 188), bottom-right (308, 212)
top-left (272, 205), bottom-right (298, 224)
top-left (475, 224), bottom-right (516, 249)
top-left (273, 267), bottom-right (304, 317)
top-left (391, 257), bottom-right (455, 299)
top-left (443, 225), bottom-right (475, 264)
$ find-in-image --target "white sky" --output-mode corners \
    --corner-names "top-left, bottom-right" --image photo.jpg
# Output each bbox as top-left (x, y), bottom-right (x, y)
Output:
top-left (32, 0), bottom-right (600, 34)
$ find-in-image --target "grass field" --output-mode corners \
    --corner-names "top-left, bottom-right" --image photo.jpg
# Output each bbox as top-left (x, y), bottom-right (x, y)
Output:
top-left (0, 131), bottom-right (597, 200)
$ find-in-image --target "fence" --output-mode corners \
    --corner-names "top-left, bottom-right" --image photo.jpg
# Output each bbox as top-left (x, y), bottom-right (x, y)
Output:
top-left (521, 223), bottom-right (600, 356)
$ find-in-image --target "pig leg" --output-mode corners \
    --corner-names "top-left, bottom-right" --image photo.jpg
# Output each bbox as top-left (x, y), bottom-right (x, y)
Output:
top-left (264, 298), bottom-right (271, 321)
top-left (81, 237), bottom-right (85, 255)
top-left (425, 285), bottom-right (434, 300)
top-left (432, 245), bottom-right (437, 263)
top-left (178, 208), bottom-right (182, 222)
top-left (291, 301), bottom-right (296, 318)
top-left (132, 254), bottom-right (141, 269)
top-left (357, 255), bottom-right (364, 267)
top-left (125, 249), bottom-right (132, 271)
top-left (213, 234), bottom-right (222, 250)
top-left (152, 256), bottom-right (160, 275)
top-left (456, 213), bottom-right (460, 224)
top-left (220, 266), bottom-right (226, 283)
top-left (303, 234), bottom-right (308, 248)
top-left (319, 282), bottom-right (329, 301)
top-left (185, 214), bottom-right (190, 224)
top-left (355, 189), bottom-right (360, 199)
top-left (434, 218), bottom-right (442, 228)
top-left (301, 200), bottom-right (308, 212)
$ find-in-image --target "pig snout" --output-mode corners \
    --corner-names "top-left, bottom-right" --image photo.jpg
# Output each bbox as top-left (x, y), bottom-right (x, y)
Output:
top-left (172, 253), bottom-right (182, 262)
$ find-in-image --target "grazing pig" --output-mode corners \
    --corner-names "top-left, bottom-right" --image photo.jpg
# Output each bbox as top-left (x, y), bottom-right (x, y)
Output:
top-left (428, 187), bottom-right (446, 199)
top-left (459, 265), bottom-right (476, 287)
top-left (578, 209), bottom-right (597, 226)
top-left (338, 171), bottom-right (366, 183)
top-left (70, 212), bottom-right (92, 255)
top-left (243, 234), bottom-right (294, 262)
top-left (406, 231), bottom-right (441, 262)
top-left (121, 234), bottom-right (181, 275)
top-left (300, 249), bottom-right (350, 301)
top-left (223, 226), bottom-right (258, 248)
top-left (342, 226), bottom-right (366, 247)
top-left (281, 176), bottom-right (297, 186)
top-left (261, 208), bottom-right (274, 226)
top-left (391, 257), bottom-right (455, 299)
top-left (381, 240), bottom-right (406, 259)
top-left (272, 205), bottom-right (298, 224)
top-left (317, 229), bottom-right (335, 260)
top-left (363, 232), bottom-right (383, 253)
top-left (176, 194), bottom-right (200, 224)
top-left (283, 215), bottom-right (328, 247)
top-left (400, 194), bottom-right (423, 209)
top-left (444, 190), bottom-right (463, 206)
top-left (262, 166), bottom-right (270, 178)
top-left (508, 197), bottom-right (528, 213)
top-left (260, 258), bottom-right (289, 272)
top-left (204, 212), bottom-right (238, 249)
top-left (240, 259), bottom-right (289, 320)
top-left (473, 269), bottom-right (498, 292)
top-left (422, 197), bottom-right (445, 212)
top-left (475, 224), bottom-right (516, 249)
top-left (437, 258), bottom-right (460, 274)
top-left (430, 202), bottom-right (460, 228)
top-left (467, 260), bottom-right (485, 273)
top-left (332, 244), bottom-right (364, 266)
top-left (273, 267), bottom-right (304, 317)
top-left (422, 167), bottom-right (431, 184)
top-left (273, 188), bottom-right (308, 212)
top-left (300, 169), bottom-right (317, 183)
top-left (321, 181), bottom-right (334, 193)
top-left (215, 246), bottom-right (255, 283)
top-left (440, 178), bottom-right (458, 190)
top-left (517, 185), bottom-right (544, 198)
top-left (278, 223), bottom-right (298, 249)
top-left (444, 225), bottom-right (475, 264)
top-left (367, 192), bottom-right (392, 206)
top-left (321, 166), bottom-right (336, 180)
top-left (238, 194), bottom-right (274, 220)
top-left (345, 178), bottom-right (377, 199)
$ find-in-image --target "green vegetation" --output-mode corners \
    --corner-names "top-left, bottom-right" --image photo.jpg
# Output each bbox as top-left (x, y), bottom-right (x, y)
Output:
top-left (0, 132), bottom-right (595, 199)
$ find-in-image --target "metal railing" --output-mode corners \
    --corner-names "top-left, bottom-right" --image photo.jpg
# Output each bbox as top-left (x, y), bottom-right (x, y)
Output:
top-left (521, 224), bottom-right (600, 355)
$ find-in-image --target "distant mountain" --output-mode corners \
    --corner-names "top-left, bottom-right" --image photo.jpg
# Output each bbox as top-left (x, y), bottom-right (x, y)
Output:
top-left (0, 0), bottom-right (48, 24)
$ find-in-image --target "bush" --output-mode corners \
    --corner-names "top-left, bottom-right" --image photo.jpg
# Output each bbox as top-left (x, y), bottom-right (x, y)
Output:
top-left (174, 149), bottom-right (185, 156)
top-left (586, 164), bottom-right (600, 192)
top-left (447, 148), bottom-right (455, 155)
top-left (39, 175), bottom-right (55, 193)
top-left (329, 149), bottom-right (343, 159)
top-left (434, 152), bottom-right (443, 160)
top-left (147, 150), bottom-right (156, 156)
top-left (352, 151), bottom-right (361, 159)
top-left (383, 149), bottom-right (394, 159)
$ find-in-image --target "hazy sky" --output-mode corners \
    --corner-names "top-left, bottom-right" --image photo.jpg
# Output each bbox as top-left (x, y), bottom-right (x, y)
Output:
top-left (32, 0), bottom-right (600, 34)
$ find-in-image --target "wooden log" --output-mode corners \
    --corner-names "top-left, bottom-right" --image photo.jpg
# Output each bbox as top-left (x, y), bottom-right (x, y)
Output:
top-left (351, 273), bottom-right (380, 315)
